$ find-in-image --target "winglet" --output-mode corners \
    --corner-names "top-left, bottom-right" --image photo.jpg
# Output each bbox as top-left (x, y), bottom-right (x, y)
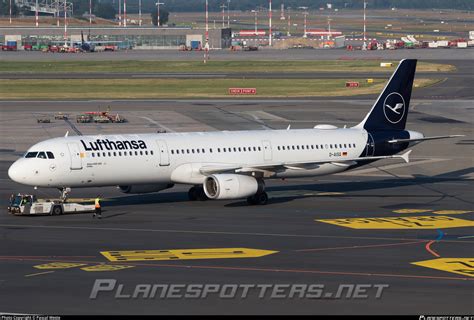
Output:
top-left (400, 150), bottom-right (412, 163)
top-left (64, 131), bottom-right (69, 137)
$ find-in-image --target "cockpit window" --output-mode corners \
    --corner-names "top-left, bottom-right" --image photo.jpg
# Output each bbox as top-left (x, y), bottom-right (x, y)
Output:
top-left (37, 152), bottom-right (47, 159)
top-left (25, 152), bottom-right (38, 158)
top-left (47, 152), bottom-right (55, 159)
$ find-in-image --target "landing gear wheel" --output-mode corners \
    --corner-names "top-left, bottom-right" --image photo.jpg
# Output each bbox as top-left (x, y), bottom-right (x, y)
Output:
top-left (197, 187), bottom-right (208, 201)
top-left (246, 196), bottom-right (257, 205)
top-left (256, 192), bottom-right (268, 205)
top-left (247, 192), bottom-right (268, 205)
top-left (188, 187), bottom-right (198, 201)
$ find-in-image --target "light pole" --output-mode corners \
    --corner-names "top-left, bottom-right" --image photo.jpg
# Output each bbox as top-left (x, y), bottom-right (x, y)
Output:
top-left (268, 0), bottom-right (272, 46)
top-left (287, 8), bottom-right (291, 37)
top-left (35, 0), bottom-right (39, 27)
top-left (363, 1), bottom-right (367, 48)
top-left (204, 0), bottom-right (209, 63)
top-left (56, 0), bottom-right (59, 27)
top-left (118, 0), bottom-right (121, 26)
top-left (9, 0), bottom-right (12, 24)
top-left (64, 0), bottom-right (67, 46)
top-left (220, 3), bottom-right (226, 28)
top-left (89, 0), bottom-right (92, 25)
top-left (156, 2), bottom-right (164, 27)
top-left (251, 9), bottom-right (258, 35)
top-left (227, 0), bottom-right (230, 28)
top-left (139, 0), bottom-right (142, 26)
top-left (123, 0), bottom-right (127, 27)
top-left (327, 16), bottom-right (332, 39)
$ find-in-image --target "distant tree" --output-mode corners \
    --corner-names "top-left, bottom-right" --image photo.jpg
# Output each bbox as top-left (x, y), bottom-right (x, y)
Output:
top-left (151, 7), bottom-right (169, 26)
top-left (94, 2), bottom-right (116, 20)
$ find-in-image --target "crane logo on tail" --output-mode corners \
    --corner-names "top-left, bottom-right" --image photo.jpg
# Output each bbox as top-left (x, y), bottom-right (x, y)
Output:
top-left (383, 92), bottom-right (406, 124)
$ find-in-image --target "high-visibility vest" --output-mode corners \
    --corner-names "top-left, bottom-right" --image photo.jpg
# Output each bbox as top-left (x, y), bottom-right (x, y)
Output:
top-left (95, 198), bottom-right (101, 208)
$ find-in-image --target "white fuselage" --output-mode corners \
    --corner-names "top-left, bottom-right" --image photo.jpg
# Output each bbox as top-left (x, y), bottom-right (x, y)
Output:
top-left (8, 128), bottom-right (369, 188)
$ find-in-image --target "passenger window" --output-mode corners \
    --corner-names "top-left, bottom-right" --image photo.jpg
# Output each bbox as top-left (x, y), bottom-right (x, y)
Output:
top-left (233, 147), bottom-right (237, 152)
top-left (196, 149), bottom-right (200, 153)
top-left (258, 147), bottom-right (262, 151)
top-left (344, 144), bottom-right (347, 148)
top-left (151, 150), bottom-right (154, 155)
top-left (37, 152), bottom-right (47, 159)
top-left (238, 147), bottom-right (241, 152)
top-left (202, 148), bottom-right (205, 153)
top-left (140, 151), bottom-right (143, 155)
top-left (181, 149), bottom-right (184, 154)
top-left (25, 152), bottom-right (38, 158)
top-left (218, 148), bottom-right (221, 152)
top-left (210, 148), bottom-right (212, 153)
top-left (171, 150), bottom-right (174, 154)
top-left (103, 152), bottom-right (106, 157)
top-left (192, 149), bottom-right (195, 154)
top-left (119, 152), bottom-right (122, 156)
top-left (92, 153), bottom-right (95, 157)
top-left (253, 147), bottom-right (256, 151)
top-left (46, 152), bottom-right (55, 159)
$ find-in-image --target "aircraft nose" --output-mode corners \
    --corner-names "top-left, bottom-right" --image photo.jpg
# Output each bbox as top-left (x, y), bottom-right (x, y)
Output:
top-left (8, 160), bottom-right (24, 184)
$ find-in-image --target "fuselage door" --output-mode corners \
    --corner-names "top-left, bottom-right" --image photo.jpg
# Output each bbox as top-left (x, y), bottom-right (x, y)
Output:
top-left (67, 143), bottom-right (82, 170)
top-left (365, 132), bottom-right (375, 157)
top-left (156, 140), bottom-right (170, 166)
top-left (262, 140), bottom-right (273, 161)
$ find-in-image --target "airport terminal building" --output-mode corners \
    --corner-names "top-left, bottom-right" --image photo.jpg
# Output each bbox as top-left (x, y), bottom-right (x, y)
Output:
top-left (0, 27), bottom-right (232, 50)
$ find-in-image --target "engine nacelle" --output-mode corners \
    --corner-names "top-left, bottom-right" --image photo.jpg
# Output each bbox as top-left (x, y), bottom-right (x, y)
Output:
top-left (203, 174), bottom-right (264, 200)
top-left (118, 183), bottom-right (174, 194)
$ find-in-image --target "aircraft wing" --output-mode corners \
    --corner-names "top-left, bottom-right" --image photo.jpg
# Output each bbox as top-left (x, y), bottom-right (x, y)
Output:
top-left (388, 135), bottom-right (464, 144)
top-left (199, 150), bottom-right (412, 175)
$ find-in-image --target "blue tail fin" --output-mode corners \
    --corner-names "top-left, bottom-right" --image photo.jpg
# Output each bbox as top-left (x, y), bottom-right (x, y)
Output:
top-left (356, 59), bottom-right (417, 131)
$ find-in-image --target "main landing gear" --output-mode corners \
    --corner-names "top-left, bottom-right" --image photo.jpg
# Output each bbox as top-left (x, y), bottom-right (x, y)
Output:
top-left (188, 186), bottom-right (209, 201)
top-left (246, 192), bottom-right (268, 205)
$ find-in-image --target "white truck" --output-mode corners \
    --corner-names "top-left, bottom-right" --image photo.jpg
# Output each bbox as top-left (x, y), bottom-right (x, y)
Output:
top-left (8, 194), bottom-right (95, 216)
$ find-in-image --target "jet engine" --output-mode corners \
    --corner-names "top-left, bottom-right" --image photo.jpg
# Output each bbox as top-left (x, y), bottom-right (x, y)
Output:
top-left (203, 174), bottom-right (264, 200)
top-left (118, 183), bottom-right (174, 194)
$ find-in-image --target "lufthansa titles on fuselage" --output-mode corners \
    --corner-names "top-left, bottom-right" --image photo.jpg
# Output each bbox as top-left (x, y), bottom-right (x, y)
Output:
top-left (80, 139), bottom-right (147, 151)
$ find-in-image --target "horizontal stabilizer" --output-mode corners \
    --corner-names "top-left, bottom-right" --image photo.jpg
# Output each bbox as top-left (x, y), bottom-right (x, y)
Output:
top-left (388, 135), bottom-right (464, 144)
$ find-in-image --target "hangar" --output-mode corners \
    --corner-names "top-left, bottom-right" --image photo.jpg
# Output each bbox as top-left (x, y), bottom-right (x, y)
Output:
top-left (0, 26), bottom-right (232, 50)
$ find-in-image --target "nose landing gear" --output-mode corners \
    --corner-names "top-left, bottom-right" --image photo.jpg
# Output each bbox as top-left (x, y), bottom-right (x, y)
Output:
top-left (59, 187), bottom-right (71, 202)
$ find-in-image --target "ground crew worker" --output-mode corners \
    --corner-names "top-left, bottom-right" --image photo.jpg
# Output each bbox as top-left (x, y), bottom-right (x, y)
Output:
top-left (93, 195), bottom-right (102, 219)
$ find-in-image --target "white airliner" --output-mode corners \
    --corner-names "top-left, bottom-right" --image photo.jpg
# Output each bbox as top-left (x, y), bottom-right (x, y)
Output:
top-left (8, 59), bottom-right (462, 205)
